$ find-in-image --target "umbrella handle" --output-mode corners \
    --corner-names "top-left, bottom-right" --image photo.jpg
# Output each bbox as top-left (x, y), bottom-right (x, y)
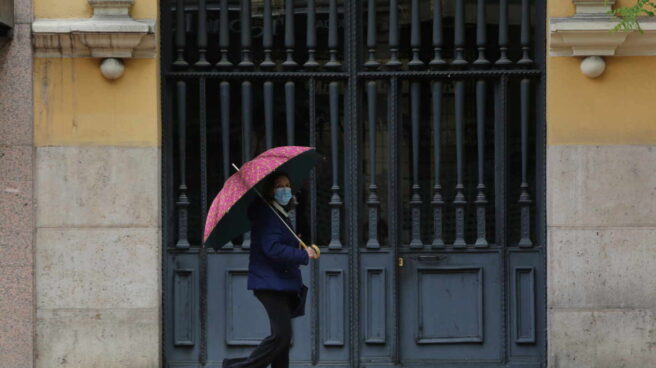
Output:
top-left (299, 240), bottom-right (321, 258)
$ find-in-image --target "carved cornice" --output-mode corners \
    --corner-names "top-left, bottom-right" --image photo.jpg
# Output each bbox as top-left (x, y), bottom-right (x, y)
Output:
top-left (551, 17), bottom-right (656, 57)
top-left (550, 0), bottom-right (656, 57)
top-left (31, 0), bottom-right (156, 58)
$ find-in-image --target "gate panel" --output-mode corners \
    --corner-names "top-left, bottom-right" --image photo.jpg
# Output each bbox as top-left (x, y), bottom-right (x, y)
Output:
top-left (359, 251), bottom-right (394, 360)
top-left (318, 254), bottom-right (350, 362)
top-left (508, 249), bottom-right (545, 364)
top-left (399, 252), bottom-right (502, 362)
top-left (207, 254), bottom-right (315, 363)
top-left (165, 252), bottom-right (202, 364)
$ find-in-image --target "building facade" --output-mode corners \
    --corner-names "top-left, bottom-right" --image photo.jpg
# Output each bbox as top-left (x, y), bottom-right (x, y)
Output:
top-left (0, 0), bottom-right (654, 367)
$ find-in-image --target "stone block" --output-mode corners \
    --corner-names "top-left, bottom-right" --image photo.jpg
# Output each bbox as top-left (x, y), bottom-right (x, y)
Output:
top-left (36, 146), bottom-right (159, 227)
top-left (548, 145), bottom-right (656, 227)
top-left (0, 321), bottom-right (33, 368)
top-left (36, 227), bottom-right (160, 309)
top-left (0, 266), bottom-right (34, 368)
top-left (0, 180), bottom-right (33, 233)
top-left (548, 228), bottom-right (656, 309)
top-left (0, 265), bottom-right (33, 326)
top-left (0, 24), bottom-right (32, 146)
top-left (14, 0), bottom-right (32, 24)
top-left (548, 308), bottom-right (656, 368)
top-left (0, 145), bottom-right (33, 181)
top-left (36, 308), bottom-right (159, 368)
top-left (0, 228), bottom-right (32, 266)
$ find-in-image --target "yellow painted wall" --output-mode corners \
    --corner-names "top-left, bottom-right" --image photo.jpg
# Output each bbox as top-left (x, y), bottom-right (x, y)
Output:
top-left (34, 0), bottom-right (156, 19)
top-left (34, 58), bottom-right (160, 147)
top-left (33, 0), bottom-right (159, 147)
top-left (548, 0), bottom-right (656, 145)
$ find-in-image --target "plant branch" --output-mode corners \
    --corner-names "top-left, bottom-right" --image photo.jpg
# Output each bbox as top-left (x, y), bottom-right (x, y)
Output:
top-left (609, 0), bottom-right (656, 32)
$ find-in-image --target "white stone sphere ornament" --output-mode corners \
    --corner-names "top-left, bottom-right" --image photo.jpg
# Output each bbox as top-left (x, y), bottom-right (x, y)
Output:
top-left (580, 56), bottom-right (605, 78)
top-left (100, 58), bottom-right (125, 80)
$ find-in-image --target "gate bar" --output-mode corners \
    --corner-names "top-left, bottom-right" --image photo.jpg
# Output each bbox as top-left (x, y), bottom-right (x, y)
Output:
top-left (475, 79), bottom-right (489, 247)
top-left (497, 0), bottom-right (511, 65)
top-left (409, 81), bottom-right (424, 249)
top-left (519, 0), bottom-right (533, 64)
top-left (241, 80), bottom-right (252, 248)
top-left (453, 80), bottom-right (466, 247)
top-left (518, 78), bottom-right (533, 247)
top-left (328, 80), bottom-right (343, 250)
top-left (217, 0), bottom-right (231, 67)
top-left (262, 0), bottom-right (274, 68)
top-left (264, 81), bottom-right (274, 149)
top-left (431, 80), bottom-right (445, 248)
top-left (239, 0), bottom-right (253, 67)
top-left (430, 0), bottom-right (445, 66)
top-left (220, 81), bottom-right (234, 249)
top-left (475, 0), bottom-right (489, 65)
top-left (199, 77), bottom-right (208, 363)
top-left (453, 0), bottom-right (466, 65)
top-left (305, 0), bottom-right (319, 68)
top-left (308, 77), bottom-right (319, 365)
top-left (366, 79), bottom-right (381, 249)
top-left (387, 0), bottom-right (400, 67)
top-left (326, 0), bottom-right (340, 68)
top-left (174, 0), bottom-right (186, 66)
top-left (494, 76), bottom-right (508, 248)
top-left (365, 0), bottom-right (378, 67)
top-left (175, 80), bottom-right (190, 249)
top-left (409, 0), bottom-right (423, 67)
top-left (196, 0), bottom-right (209, 67)
top-left (284, 0), bottom-right (298, 68)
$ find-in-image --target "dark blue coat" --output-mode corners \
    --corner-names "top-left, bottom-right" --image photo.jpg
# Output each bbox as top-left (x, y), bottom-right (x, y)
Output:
top-left (246, 199), bottom-right (309, 292)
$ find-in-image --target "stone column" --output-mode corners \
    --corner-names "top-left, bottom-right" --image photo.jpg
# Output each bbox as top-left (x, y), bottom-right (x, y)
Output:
top-left (0, 0), bottom-right (35, 365)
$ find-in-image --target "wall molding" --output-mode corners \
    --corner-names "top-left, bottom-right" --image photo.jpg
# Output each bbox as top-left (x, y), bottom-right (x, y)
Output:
top-left (31, 0), bottom-right (156, 59)
top-left (551, 17), bottom-right (656, 57)
top-left (550, 0), bottom-right (656, 77)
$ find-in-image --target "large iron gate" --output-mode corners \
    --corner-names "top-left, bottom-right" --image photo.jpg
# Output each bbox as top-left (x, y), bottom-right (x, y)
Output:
top-left (162, 0), bottom-right (546, 366)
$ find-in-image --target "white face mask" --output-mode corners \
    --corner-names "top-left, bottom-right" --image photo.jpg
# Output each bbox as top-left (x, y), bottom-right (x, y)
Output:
top-left (274, 187), bottom-right (292, 206)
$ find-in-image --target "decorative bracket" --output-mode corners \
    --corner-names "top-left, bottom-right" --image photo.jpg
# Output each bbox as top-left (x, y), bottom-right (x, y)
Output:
top-left (550, 0), bottom-right (656, 77)
top-left (31, 0), bottom-right (156, 78)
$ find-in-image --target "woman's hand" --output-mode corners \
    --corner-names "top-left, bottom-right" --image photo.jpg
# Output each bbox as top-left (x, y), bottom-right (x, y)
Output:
top-left (305, 247), bottom-right (319, 259)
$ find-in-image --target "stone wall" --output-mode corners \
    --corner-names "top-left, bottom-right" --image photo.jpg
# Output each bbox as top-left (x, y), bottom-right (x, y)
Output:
top-left (0, 0), bottom-right (34, 365)
top-left (547, 146), bottom-right (656, 367)
top-left (35, 146), bottom-right (161, 367)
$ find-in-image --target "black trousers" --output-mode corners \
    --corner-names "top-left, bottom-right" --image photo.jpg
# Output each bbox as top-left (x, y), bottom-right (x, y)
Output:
top-left (222, 289), bottom-right (295, 368)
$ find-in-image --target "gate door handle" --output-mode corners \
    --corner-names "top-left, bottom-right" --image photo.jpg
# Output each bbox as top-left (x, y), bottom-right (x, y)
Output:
top-left (417, 255), bottom-right (446, 263)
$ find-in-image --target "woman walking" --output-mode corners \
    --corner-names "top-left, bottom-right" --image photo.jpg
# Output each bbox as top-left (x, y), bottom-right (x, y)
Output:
top-left (222, 172), bottom-right (319, 368)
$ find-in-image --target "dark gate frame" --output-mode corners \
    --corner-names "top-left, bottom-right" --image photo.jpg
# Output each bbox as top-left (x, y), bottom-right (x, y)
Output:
top-left (160, 0), bottom-right (547, 366)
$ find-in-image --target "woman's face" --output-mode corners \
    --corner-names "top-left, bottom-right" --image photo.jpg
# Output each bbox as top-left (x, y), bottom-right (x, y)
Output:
top-left (271, 175), bottom-right (291, 196)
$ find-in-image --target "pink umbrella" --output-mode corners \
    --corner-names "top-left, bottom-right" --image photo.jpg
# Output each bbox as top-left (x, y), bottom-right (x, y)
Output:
top-left (203, 146), bottom-right (320, 251)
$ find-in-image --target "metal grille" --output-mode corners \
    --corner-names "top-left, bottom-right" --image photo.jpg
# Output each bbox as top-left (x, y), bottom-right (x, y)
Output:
top-left (162, 0), bottom-right (545, 366)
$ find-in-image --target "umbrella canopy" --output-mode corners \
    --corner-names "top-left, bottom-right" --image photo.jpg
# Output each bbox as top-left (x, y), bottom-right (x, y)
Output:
top-left (203, 146), bottom-right (320, 250)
